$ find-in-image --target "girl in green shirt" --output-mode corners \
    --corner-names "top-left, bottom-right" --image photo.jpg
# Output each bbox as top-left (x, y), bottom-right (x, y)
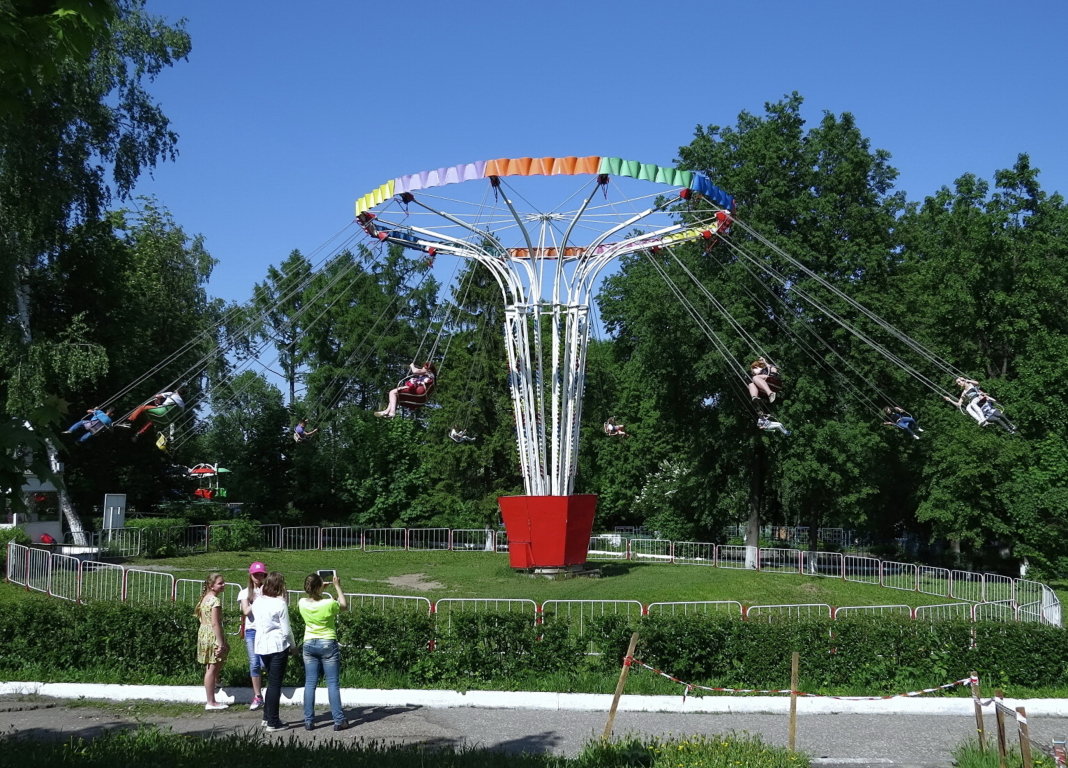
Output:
top-left (298, 572), bottom-right (348, 730)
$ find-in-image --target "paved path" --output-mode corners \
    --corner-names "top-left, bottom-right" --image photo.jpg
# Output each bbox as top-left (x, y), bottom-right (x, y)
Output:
top-left (2, 692), bottom-right (1066, 768)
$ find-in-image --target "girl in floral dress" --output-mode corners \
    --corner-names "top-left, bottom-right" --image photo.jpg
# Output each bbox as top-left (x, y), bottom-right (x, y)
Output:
top-left (195, 572), bottom-right (230, 710)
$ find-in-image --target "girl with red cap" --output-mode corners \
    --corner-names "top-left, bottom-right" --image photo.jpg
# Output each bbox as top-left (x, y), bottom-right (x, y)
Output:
top-left (238, 561), bottom-right (268, 710)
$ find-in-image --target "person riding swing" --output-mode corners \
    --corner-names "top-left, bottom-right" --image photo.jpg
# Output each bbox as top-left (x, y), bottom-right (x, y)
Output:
top-left (375, 361), bottom-right (437, 418)
top-left (603, 417), bottom-right (629, 437)
top-left (747, 357), bottom-right (782, 406)
top-left (293, 419), bottom-right (318, 443)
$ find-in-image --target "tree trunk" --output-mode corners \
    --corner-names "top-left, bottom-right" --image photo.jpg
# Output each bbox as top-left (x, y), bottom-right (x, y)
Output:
top-left (17, 258), bottom-right (86, 544)
top-left (745, 441), bottom-right (766, 569)
top-left (48, 439), bottom-right (88, 546)
top-left (807, 507), bottom-right (820, 552)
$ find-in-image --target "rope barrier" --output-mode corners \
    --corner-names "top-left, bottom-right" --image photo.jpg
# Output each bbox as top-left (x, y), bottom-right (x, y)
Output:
top-left (629, 657), bottom-right (974, 701)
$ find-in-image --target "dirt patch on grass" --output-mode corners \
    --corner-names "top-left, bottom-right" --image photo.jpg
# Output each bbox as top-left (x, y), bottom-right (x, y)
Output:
top-left (384, 573), bottom-right (443, 591)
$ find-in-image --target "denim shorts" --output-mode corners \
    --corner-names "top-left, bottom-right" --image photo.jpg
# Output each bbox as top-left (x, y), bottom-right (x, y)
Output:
top-left (244, 628), bottom-right (263, 677)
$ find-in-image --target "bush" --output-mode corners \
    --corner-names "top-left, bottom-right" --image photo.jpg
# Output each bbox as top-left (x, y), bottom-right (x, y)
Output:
top-left (125, 518), bottom-right (189, 558)
top-left (153, 500), bottom-right (230, 524)
top-left (0, 593), bottom-right (1063, 695)
top-left (0, 527), bottom-right (31, 570)
top-left (208, 518), bottom-right (266, 551)
top-left (0, 598), bottom-right (199, 680)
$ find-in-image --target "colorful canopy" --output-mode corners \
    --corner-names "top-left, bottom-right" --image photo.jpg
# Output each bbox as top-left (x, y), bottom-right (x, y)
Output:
top-left (355, 155), bottom-right (733, 216)
top-left (188, 463), bottom-right (230, 476)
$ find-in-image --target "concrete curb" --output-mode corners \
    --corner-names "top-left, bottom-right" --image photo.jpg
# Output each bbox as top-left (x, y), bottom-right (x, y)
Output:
top-left (3, 682), bottom-right (1067, 716)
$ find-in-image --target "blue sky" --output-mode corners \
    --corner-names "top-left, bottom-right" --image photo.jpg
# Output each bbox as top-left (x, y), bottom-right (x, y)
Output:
top-left (133, 0), bottom-right (1068, 304)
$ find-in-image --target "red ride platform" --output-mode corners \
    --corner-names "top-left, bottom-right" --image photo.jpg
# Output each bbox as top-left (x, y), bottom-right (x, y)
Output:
top-left (498, 494), bottom-right (597, 569)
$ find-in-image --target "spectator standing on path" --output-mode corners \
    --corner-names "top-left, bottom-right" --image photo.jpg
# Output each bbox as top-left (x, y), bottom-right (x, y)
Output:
top-left (237, 561), bottom-right (268, 711)
top-left (251, 572), bottom-right (296, 732)
top-left (195, 573), bottom-right (229, 710)
top-left (298, 571), bottom-right (349, 731)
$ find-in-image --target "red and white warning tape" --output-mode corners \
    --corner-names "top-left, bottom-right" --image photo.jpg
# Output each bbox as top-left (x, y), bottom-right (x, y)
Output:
top-left (629, 657), bottom-right (976, 701)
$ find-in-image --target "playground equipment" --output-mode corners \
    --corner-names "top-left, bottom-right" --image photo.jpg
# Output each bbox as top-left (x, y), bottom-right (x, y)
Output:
top-left (189, 463), bottom-right (230, 500)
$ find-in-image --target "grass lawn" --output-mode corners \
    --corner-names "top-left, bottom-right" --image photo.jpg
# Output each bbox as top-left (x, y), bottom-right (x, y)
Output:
top-left (111, 548), bottom-right (966, 609)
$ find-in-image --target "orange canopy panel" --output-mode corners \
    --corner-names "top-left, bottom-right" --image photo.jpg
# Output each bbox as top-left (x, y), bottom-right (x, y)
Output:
top-left (484, 156), bottom-right (601, 178)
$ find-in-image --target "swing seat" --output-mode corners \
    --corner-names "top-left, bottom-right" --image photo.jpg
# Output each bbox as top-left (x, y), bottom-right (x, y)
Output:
top-left (395, 375), bottom-right (435, 409)
top-left (147, 402), bottom-right (183, 425)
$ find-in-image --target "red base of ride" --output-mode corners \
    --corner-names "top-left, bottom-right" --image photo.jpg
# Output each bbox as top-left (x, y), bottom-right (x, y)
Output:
top-left (498, 494), bottom-right (597, 569)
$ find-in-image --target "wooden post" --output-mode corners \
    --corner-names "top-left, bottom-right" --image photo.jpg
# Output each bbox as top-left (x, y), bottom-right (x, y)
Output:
top-left (602, 632), bottom-right (640, 741)
top-left (994, 690), bottom-right (1008, 768)
top-left (970, 671), bottom-right (986, 752)
top-left (788, 651), bottom-right (800, 750)
top-left (1016, 706), bottom-right (1033, 768)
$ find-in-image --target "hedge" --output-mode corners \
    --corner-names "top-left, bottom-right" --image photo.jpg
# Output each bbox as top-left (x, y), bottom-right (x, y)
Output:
top-left (0, 596), bottom-right (1063, 694)
top-left (0, 528), bottom-right (31, 570)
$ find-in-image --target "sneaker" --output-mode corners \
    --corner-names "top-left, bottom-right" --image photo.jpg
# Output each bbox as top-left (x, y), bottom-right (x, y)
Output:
top-left (768, 392), bottom-right (776, 403)
top-left (304, 722), bottom-right (314, 731)
top-left (374, 410), bottom-right (391, 418)
top-left (264, 724), bottom-right (287, 732)
top-left (913, 434), bottom-right (921, 440)
top-left (249, 696), bottom-right (263, 711)
top-left (917, 427), bottom-right (924, 432)
top-left (204, 702), bottom-right (229, 711)
top-left (333, 722), bottom-right (349, 731)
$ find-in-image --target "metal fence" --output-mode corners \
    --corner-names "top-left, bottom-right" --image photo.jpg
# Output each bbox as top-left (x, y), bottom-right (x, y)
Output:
top-left (321, 526), bottom-right (363, 551)
top-left (746, 603), bottom-right (833, 621)
top-left (834, 604), bottom-right (912, 619)
top-left (125, 568), bottom-right (175, 605)
top-left (646, 600), bottom-right (743, 617)
top-left (433, 598), bottom-right (539, 629)
top-left (541, 599), bottom-right (645, 653)
top-left (6, 528), bottom-right (1061, 628)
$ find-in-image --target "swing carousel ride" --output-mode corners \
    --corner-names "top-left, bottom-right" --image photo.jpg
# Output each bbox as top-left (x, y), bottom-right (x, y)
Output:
top-left (68, 154), bottom-right (1012, 570)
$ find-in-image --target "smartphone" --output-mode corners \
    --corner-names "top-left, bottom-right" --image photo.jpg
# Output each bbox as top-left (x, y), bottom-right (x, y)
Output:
top-left (316, 569), bottom-right (336, 581)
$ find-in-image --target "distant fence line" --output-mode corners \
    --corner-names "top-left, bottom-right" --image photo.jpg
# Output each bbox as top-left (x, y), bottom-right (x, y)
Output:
top-left (6, 536), bottom-right (1061, 628)
top-left (45, 525), bottom-right (1066, 625)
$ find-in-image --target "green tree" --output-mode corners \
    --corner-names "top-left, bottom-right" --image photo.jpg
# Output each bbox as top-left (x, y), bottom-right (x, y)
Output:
top-left (0, 1), bottom-right (119, 113)
top-left (0, 0), bottom-right (190, 535)
top-left (197, 371), bottom-right (289, 517)
top-left (898, 156), bottom-right (1068, 572)
top-left (249, 250), bottom-right (313, 407)
top-left (418, 260), bottom-right (521, 526)
top-left (27, 204), bottom-right (217, 516)
top-left (600, 94), bottom-right (906, 547)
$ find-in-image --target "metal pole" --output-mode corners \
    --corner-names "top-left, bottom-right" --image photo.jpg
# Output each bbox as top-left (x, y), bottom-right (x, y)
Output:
top-left (971, 672), bottom-right (987, 752)
top-left (602, 632), bottom-right (640, 741)
top-left (788, 651), bottom-right (800, 750)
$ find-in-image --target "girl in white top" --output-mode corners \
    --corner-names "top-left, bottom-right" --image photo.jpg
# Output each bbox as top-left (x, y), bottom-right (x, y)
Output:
top-left (250, 572), bottom-right (296, 730)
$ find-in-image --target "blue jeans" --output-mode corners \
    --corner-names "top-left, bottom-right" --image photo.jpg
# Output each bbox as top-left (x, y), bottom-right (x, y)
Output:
top-left (243, 629), bottom-right (263, 679)
top-left (302, 639), bottom-right (344, 725)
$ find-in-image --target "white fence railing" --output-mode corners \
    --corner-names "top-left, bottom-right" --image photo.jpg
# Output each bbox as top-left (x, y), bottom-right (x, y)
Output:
top-left (6, 526), bottom-right (1060, 627)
